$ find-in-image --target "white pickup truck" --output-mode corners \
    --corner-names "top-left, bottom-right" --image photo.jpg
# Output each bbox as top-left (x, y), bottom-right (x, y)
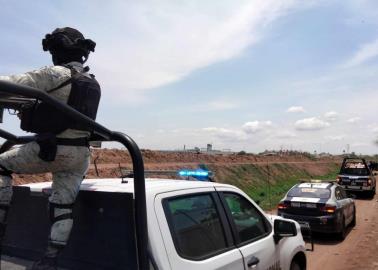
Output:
top-left (3, 178), bottom-right (307, 270)
top-left (0, 75), bottom-right (307, 270)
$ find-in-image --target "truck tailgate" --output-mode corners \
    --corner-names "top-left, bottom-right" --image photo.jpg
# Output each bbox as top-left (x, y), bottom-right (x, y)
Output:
top-left (2, 186), bottom-right (138, 270)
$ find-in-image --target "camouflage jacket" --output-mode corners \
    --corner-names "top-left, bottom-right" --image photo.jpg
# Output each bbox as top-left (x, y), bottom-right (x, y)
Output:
top-left (0, 62), bottom-right (90, 139)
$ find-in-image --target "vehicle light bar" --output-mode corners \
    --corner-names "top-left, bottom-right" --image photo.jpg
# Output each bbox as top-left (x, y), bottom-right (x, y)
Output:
top-left (178, 170), bottom-right (209, 177)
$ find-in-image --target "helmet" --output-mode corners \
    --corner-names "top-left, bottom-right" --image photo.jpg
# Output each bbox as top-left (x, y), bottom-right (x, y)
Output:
top-left (42, 27), bottom-right (96, 63)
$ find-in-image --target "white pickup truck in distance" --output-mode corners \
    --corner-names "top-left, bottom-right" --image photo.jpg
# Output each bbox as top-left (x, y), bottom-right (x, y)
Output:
top-left (3, 179), bottom-right (307, 270)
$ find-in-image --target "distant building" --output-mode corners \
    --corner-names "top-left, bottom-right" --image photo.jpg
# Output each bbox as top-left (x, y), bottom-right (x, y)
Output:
top-left (180, 144), bottom-right (234, 155)
top-left (207, 144), bottom-right (212, 152)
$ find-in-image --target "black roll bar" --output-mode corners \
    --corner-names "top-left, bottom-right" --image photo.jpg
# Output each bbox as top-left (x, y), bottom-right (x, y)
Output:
top-left (0, 81), bottom-right (149, 270)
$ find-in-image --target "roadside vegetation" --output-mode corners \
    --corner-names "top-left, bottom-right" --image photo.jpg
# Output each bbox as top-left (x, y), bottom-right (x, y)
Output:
top-left (211, 162), bottom-right (340, 210)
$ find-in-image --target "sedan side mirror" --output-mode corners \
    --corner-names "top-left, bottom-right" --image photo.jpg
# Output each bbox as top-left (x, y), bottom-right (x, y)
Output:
top-left (273, 219), bottom-right (297, 244)
top-left (347, 193), bottom-right (357, 199)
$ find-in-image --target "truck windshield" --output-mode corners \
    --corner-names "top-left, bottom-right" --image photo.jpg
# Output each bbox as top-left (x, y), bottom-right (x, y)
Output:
top-left (340, 162), bottom-right (369, 176)
top-left (287, 187), bottom-right (331, 199)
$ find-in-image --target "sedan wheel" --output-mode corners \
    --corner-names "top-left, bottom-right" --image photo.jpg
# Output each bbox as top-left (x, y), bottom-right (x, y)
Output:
top-left (351, 207), bottom-right (356, 227)
top-left (338, 216), bottom-right (347, 240)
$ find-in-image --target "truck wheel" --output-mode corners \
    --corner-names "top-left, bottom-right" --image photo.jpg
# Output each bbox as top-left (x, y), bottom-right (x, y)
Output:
top-left (351, 207), bottom-right (356, 227)
top-left (338, 216), bottom-right (346, 240)
top-left (368, 189), bottom-right (375, 198)
top-left (290, 260), bottom-right (302, 270)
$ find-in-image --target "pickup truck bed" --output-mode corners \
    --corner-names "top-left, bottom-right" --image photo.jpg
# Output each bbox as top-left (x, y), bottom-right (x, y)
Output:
top-left (2, 255), bottom-right (65, 270)
top-left (2, 255), bottom-right (33, 269)
top-left (2, 183), bottom-right (138, 270)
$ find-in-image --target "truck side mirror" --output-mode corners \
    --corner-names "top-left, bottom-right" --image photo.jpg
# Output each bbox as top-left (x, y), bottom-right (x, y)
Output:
top-left (273, 219), bottom-right (297, 244)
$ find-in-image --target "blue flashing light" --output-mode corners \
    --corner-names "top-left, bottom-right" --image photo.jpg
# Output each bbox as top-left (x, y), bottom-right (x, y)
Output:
top-left (178, 170), bottom-right (209, 177)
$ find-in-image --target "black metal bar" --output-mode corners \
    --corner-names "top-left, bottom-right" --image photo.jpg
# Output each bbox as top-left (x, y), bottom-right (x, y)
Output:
top-left (0, 129), bottom-right (35, 154)
top-left (0, 130), bottom-right (35, 144)
top-left (0, 81), bottom-right (111, 139)
top-left (0, 128), bottom-right (23, 142)
top-left (0, 140), bottom-right (16, 154)
top-left (111, 132), bottom-right (148, 270)
top-left (0, 81), bottom-right (149, 270)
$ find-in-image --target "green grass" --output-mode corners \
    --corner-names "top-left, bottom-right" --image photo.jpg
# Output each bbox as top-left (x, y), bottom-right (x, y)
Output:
top-left (245, 177), bottom-right (300, 210)
top-left (211, 162), bottom-right (340, 211)
top-left (316, 168), bottom-right (340, 180)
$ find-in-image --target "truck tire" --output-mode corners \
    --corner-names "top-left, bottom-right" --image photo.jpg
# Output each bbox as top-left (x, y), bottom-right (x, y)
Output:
top-left (368, 189), bottom-right (375, 198)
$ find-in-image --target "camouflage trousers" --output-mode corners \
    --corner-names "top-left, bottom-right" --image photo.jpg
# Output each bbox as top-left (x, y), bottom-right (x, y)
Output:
top-left (0, 141), bottom-right (90, 250)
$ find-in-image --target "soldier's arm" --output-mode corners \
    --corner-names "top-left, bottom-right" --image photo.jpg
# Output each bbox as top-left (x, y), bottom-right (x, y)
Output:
top-left (0, 66), bottom-right (70, 92)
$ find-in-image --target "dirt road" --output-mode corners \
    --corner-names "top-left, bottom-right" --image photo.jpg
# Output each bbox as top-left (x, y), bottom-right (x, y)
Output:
top-left (307, 193), bottom-right (378, 270)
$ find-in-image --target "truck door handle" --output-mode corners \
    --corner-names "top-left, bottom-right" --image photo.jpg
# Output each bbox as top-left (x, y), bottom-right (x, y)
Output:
top-left (247, 256), bottom-right (260, 268)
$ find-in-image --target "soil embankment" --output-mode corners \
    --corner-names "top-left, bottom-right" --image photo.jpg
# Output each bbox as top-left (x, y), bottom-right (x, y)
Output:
top-left (13, 149), bottom-right (341, 209)
top-left (13, 149), bottom-right (341, 184)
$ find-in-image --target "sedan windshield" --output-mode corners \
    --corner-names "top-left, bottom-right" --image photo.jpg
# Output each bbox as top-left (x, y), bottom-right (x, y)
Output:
top-left (287, 187), bottom-right (331, 199)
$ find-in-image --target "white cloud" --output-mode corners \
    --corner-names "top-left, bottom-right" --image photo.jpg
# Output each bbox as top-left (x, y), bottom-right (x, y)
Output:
top-left (202, 120), bottom-right (273, 141)
top-left (325, 135), bottom-right (345, 141)
top-left (295, 117), bottom-right (330, 131)
top-left (347, 117), bottom-right (361, 123)
top-left (275, 130), bottom-right (297, 139)
top-left (367, 124), bottom-right (378, 134)
top-left (242, 121), bottom-right (272, 134)
top-left (192, 98), bottom-right (239, 112)
top-left (351, 142), bottom-right (369, 147)
top-left (287, 106), bottom-right (305, 113)
top-left (324, 111), bottom-right (338, 121)
top-left (343, 38), bottom-right (378, 68)
top-left (202, 127), bottom-right (246, 141)
top-left (343, 0), bottom-right (378, 26)
top-left (91, 0), bottom-right (302, 101)
top-left (207, 100), bottom-right (238, 110)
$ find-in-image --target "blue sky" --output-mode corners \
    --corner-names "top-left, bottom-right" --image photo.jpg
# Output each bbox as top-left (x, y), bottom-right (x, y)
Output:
top-left (1, 0), bottom-right (378, 154)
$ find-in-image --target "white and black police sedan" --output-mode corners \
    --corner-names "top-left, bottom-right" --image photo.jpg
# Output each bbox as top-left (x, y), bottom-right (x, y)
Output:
top-left (277, 180), bottom-right (356, 240)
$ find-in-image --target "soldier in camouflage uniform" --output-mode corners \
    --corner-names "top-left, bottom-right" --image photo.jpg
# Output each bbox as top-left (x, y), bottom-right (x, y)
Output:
top-left (0, 27), bottom-right (100, 270)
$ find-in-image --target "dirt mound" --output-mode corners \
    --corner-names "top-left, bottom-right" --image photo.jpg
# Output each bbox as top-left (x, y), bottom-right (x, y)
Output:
top-left (92, 148), bottom-right (338, 164)
top-left (12, 149), bottom-right (340, 185)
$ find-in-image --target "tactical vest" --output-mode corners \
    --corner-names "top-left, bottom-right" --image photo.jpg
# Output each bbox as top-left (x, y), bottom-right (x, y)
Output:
top-left (20, 67), bottom-right (101, 134)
